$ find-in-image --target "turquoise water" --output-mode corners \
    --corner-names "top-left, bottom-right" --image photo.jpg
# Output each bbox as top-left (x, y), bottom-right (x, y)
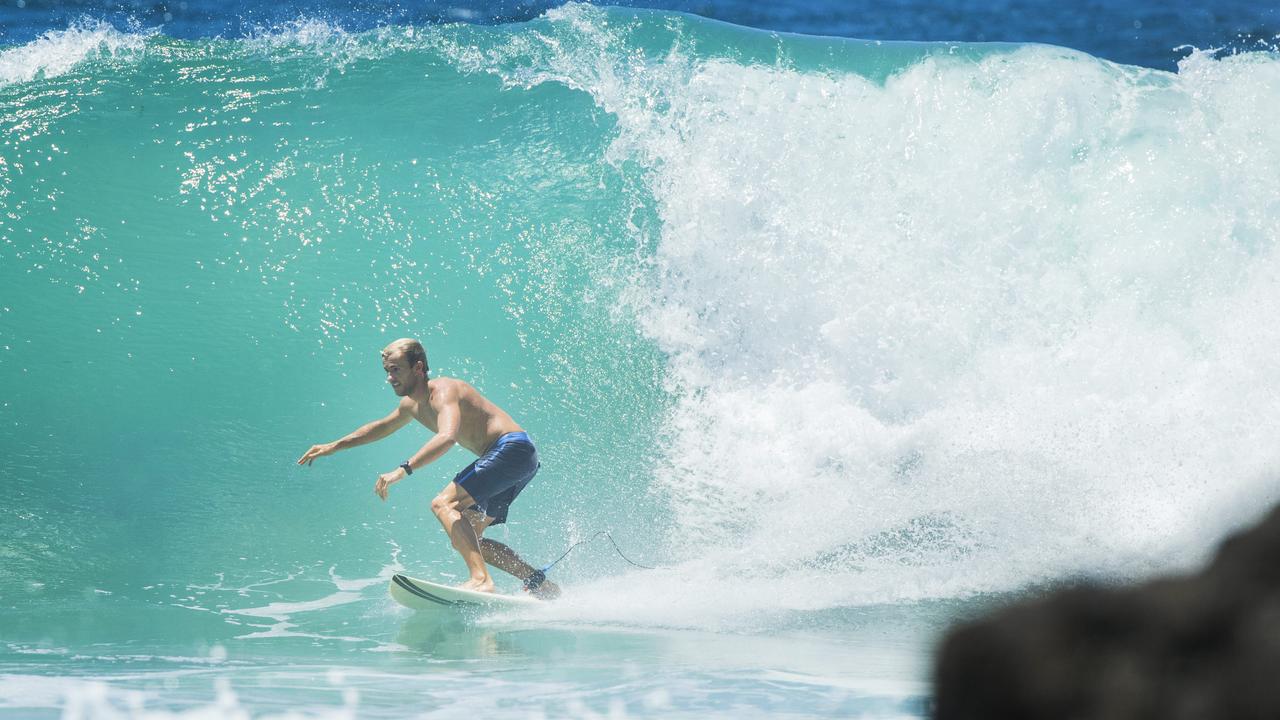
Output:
top-left (3, 4), bottom-right (1280, 716)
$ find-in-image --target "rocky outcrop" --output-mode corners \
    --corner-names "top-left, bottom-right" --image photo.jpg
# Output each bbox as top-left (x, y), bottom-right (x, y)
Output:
top-left (933, 505), bottom-right (1280, 720)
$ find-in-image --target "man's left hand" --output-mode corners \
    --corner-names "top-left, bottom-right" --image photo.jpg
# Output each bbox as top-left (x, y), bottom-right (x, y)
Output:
top-left (374, 469), bottom-right (405, 501)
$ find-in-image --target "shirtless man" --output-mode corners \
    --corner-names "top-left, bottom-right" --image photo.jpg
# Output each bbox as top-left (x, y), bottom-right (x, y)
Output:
top-left (297, 338), bottom-right (559, 598)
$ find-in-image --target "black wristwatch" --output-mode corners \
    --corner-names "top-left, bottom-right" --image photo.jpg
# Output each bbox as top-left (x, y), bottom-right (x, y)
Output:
top-left (399, 461), bottom-right (413, 475)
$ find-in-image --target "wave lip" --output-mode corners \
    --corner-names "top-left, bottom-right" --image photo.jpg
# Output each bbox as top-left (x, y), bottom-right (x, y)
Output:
top-left (0, 19), bottom-right (151, 86)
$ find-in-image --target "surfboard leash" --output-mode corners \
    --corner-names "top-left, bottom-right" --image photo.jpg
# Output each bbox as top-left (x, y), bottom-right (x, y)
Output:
top-left (527, 530), bottom-right (655, 590)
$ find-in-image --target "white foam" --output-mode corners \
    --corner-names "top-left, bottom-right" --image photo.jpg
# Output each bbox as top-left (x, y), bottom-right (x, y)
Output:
top-left (327, 557), bottom-right (402, 592)
top-left (0, 674), bottom-right (360, 718)
top-left (215, 561), bottom-right (406, 641)
top-left (244, 17), bottom-right (354, 50)
top-left (0, 19), bottom-right (150, 86)
top-left (240, 17), bottom-right (418, 86)
top-left (451, 5), bottom-right (1280, 623)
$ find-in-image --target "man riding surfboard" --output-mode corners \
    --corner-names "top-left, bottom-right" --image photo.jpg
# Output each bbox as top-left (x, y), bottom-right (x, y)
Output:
top-left (298, 338), bottom-right (559, 599)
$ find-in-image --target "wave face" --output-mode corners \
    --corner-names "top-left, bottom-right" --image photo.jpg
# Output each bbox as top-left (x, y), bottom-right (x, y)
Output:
top-left (2, 5), bottom-right (1280, 635)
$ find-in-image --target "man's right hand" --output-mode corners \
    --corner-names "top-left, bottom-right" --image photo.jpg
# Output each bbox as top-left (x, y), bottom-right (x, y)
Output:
top-left (297, 442), bottom-right (337, 466)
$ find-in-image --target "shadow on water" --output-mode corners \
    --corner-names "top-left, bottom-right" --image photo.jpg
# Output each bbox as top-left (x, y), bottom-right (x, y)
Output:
top-left (394, 609), bottom-right (584, 661)
top-left (389, 598), bottom-right (962, 685)
top-left (385, 606), bottom-right (932, 716)
top-left (0, 590), bottom-right (972, 716)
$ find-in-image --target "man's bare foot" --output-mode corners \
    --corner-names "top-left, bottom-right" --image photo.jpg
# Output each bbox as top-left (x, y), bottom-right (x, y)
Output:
top-left (460, 577), bottom-right (495, 593)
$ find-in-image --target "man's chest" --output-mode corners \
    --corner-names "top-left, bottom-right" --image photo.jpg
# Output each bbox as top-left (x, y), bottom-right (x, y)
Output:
top-left (410, 403), bottom-right (439, 433)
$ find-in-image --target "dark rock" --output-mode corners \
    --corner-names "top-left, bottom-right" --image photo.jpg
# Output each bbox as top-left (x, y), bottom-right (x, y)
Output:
top-left (934, 504), bottom-right (1280, 720)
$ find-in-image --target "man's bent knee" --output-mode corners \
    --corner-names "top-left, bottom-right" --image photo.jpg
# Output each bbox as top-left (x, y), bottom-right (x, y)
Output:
top-left (432, 482), bottom-right (478, 519)
top-left (431, 494), bottom-right (460, 518)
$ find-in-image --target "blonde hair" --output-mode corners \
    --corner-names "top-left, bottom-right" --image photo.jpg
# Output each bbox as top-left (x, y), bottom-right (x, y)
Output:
top-left (381, 338), bottom-right (429, 377)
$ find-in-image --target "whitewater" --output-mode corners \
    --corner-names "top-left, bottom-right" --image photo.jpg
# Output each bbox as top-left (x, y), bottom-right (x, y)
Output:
top-left (2, 4), bottom-right (1279, 717)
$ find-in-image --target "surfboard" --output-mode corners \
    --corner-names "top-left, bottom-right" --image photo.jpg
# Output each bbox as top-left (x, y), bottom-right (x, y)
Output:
top-left (389, 573), bottom-right (540, 611)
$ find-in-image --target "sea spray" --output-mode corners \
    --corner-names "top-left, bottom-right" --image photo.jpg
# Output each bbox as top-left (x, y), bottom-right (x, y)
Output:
top-left (440, 5), bottom-right (1280, 625)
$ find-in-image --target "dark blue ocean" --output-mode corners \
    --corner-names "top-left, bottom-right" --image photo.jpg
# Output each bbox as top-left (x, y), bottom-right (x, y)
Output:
top-left (1, 0), bottom-right (1277, 70)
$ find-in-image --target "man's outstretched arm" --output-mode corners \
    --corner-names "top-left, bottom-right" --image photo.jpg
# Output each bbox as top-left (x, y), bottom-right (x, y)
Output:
top-left (374, 384), bottom-right (461, 500)
top-left (298, 401), bottom-right (412, 466)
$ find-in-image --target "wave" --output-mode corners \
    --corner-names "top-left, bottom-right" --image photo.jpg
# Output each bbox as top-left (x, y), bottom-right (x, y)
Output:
top-left (438, 4), bottom-right (1280, 619)
top-left (1, 4), bottom-right (1278, 629)
top-left (0, 18), bottom-right (151, 85)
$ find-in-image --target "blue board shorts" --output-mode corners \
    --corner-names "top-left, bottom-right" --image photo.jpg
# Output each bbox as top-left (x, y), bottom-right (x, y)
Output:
top-left (452, 431), bottom-right (540, 526)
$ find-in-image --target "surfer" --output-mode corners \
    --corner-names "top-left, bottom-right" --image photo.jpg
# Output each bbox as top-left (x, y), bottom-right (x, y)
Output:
top-left (297, 338), bottom-right (559, 599)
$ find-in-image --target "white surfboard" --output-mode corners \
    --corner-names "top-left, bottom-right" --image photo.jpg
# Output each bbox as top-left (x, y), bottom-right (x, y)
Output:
top-left (389, 573), bottom-right (540, 611)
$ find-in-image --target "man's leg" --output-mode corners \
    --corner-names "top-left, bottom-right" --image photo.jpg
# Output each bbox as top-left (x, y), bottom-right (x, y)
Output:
top-left (430, 482), bottom-right (493, 592)
top-left (463, 509), bottom-right (561, 599)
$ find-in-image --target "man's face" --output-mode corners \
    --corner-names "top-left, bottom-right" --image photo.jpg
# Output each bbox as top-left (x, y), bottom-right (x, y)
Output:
top-left (383, 353), bottom-right (420, 396)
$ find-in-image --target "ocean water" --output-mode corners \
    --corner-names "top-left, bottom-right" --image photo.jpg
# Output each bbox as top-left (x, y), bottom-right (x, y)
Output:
top-left (0, 0), bottom-right (1277, 70)
top-left (2, 2), bottom-right (1280, 717)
